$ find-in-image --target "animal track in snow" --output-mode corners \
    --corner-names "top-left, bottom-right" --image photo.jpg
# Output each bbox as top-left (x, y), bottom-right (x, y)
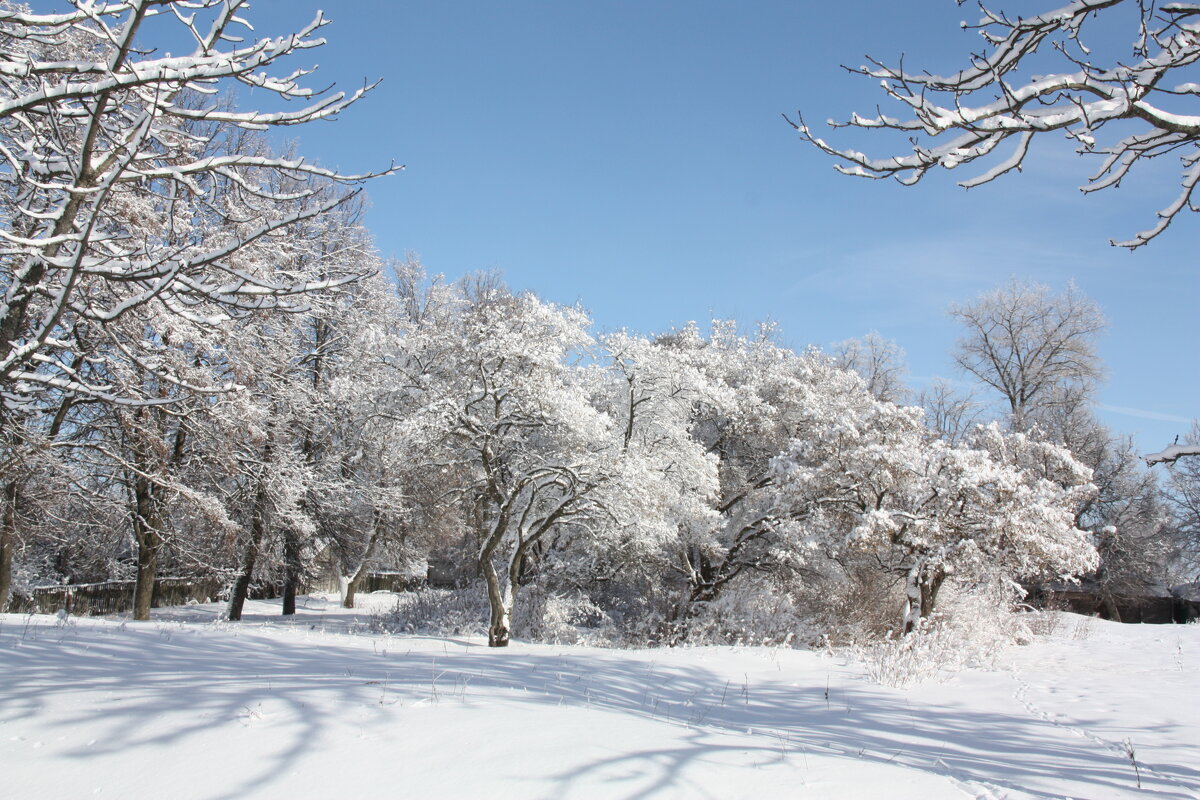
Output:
top-left (1011, 672), bottom-right (1199, 799)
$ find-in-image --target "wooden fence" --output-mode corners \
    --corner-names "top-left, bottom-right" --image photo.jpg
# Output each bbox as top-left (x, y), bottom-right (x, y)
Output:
top-left (357, 572), bottom-right (424, 594)
top-left (7, 577), bottom-right (223, 616)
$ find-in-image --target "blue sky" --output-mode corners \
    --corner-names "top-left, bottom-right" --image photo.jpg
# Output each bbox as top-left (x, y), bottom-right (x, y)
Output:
top-left (247, 0), bottom-right (1198, 451)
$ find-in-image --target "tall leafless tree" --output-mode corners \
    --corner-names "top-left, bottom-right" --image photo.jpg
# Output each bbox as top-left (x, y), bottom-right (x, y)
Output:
top-left (831, 331), bottom-right (909, 403)
top-left (916, 378), bottom-right (984, 445)
top-left (949, 280), bottom-right (1106, 431)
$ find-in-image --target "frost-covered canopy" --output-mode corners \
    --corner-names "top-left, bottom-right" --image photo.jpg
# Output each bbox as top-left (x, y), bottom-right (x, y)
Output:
top-left (0, 0), bottom-right (392, 413)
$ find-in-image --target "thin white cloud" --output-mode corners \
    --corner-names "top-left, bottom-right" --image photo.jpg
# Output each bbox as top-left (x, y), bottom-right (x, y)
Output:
top-left (1097, 403), bottom-right (1195, 425)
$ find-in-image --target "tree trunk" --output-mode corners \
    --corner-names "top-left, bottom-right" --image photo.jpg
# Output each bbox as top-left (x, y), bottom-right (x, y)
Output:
top-left (1101, 592), bottom-right (1123, 623)
top-left (0, 481), bottom-right (17, 612)
top-left (901, 563), bottom-right (923, 635)
top-left (131, 475), bottom-right (163, 621)
top-left (669, 563), bottom-right (718, 646)
top-left (133, 529), bottom-right (160, 621)
top-left (920, 566), bottom-right (946, 619)
top-left (482, 553), bottom-right (513, 647)
top-left (903, 562), bottom-right (947, 635)
top-left (228, 477), bottom-right (270, 622)
top-left (342, 564), bottom-right (372, 609)
top-left (129, 409), bottom-right (186, 622)
top-left (281, 527), bottom-right (301, 616)
top-left (342, 520), bottom-right (382, 609)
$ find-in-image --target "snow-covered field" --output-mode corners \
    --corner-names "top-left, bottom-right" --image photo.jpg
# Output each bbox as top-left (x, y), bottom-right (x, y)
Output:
top-left (1, 595), bottom-right (1196, 800)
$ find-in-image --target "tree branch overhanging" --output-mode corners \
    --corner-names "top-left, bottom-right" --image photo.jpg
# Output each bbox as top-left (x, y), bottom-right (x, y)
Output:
top-left (790, 0), bottom-right (1200, 249)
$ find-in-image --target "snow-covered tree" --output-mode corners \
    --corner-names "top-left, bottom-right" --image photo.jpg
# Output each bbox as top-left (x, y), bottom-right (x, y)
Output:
top-left (214, 199), bottom-right (393, 620)
top-left (314, 259), bottom-right (430, 610)
top-left (793, 0), bottom-right (1200, 461)
top-left (413, 283), bottom-right (613, 646)
top-left (0, 0), bottom-right (391, 423)
top-left (639, 322), bottom-right (874, 636)
top-left (1163, 423), bottom-right (1200, 579)
top-left (103, 332), bottom-right (220, 621)
top-left (943, 280), bottom-right (1175, 601)
top-left (916, 378), bottom-right (984, 445)
top-left (831, 331), bottom-right (909, 403)
top-left (773, 404), bottom-right (1097, 634)
top-left (588, 329), bottom-right (722, 633)
top-left (0, 0), bottom-right (395, 615)
top-left (1031, 385), bottom-right (1176, 608)
top-left (0, 414), bottom-right (73, 610)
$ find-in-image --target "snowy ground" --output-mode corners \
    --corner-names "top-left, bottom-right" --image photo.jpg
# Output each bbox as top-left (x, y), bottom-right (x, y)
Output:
top-left (1, 595), bottom-right (1196, 800)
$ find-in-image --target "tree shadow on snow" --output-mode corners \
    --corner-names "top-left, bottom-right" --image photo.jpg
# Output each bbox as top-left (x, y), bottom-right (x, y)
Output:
top-left (0, 615), bottom-right (1195, 799)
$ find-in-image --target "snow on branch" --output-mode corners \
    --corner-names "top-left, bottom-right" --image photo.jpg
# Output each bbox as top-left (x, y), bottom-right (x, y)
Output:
top-left (792, 0), bottom-right (1200, 248)
top-left (0, 1), bottom-right (396, 413)
top-left (1145, 442), bottom-right (1200, 464)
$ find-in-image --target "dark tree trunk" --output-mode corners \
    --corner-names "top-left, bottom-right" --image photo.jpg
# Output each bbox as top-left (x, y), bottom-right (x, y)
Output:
top-left (281, 585), bottom-right (296, 615)
top-left (131, 475), bottom-right (163, 621)
top-left (0, 481), bottom-right (17, 612)
top-left (668, 545), bottom-right (742, 645)
top-left (228, 478), bottom-right (270, 622)
top-left (281, 528), bottom-right (301, 616)
top-left (129, 411), bottom-right (185, 622)
top-left (920, 566), bottom-right (947, 619)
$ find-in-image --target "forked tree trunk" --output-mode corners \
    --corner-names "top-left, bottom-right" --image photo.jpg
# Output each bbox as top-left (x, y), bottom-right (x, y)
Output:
top-left (902, 561), bottom-right (947, 635)
top-left (342, 518), bottom-right (382, 609)
top-left (920, 566), bottom-right (946, 620)
top-left (482, 540), bottom-right (531, 647)
top-left (0, 481), bottom-right (17, 612)
top-left (482, 555), bottom-right (514, 647)
top-left (484, 536), bottom-right (537, 647)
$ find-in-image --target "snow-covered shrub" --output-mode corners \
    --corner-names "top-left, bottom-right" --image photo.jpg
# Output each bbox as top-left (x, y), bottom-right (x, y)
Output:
top-left (840, 579), bottom-right (1031, 686)
top-left (514, 585), bottom-right (617, 645)
top-left (789, 560), bottom-right (906, 646)
top-left (677, 578), bottom-right (812, 647)
top-left (1020, 602), bottom-right (1065, 638)
top-left (372, 587), bottom-right (490, 637)
top-left (845, 618), bottom-right (969, 687)
top-left (11, 550), bottom-right (67, 593)
top-left (372, 584), bottom-right (618, 645)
